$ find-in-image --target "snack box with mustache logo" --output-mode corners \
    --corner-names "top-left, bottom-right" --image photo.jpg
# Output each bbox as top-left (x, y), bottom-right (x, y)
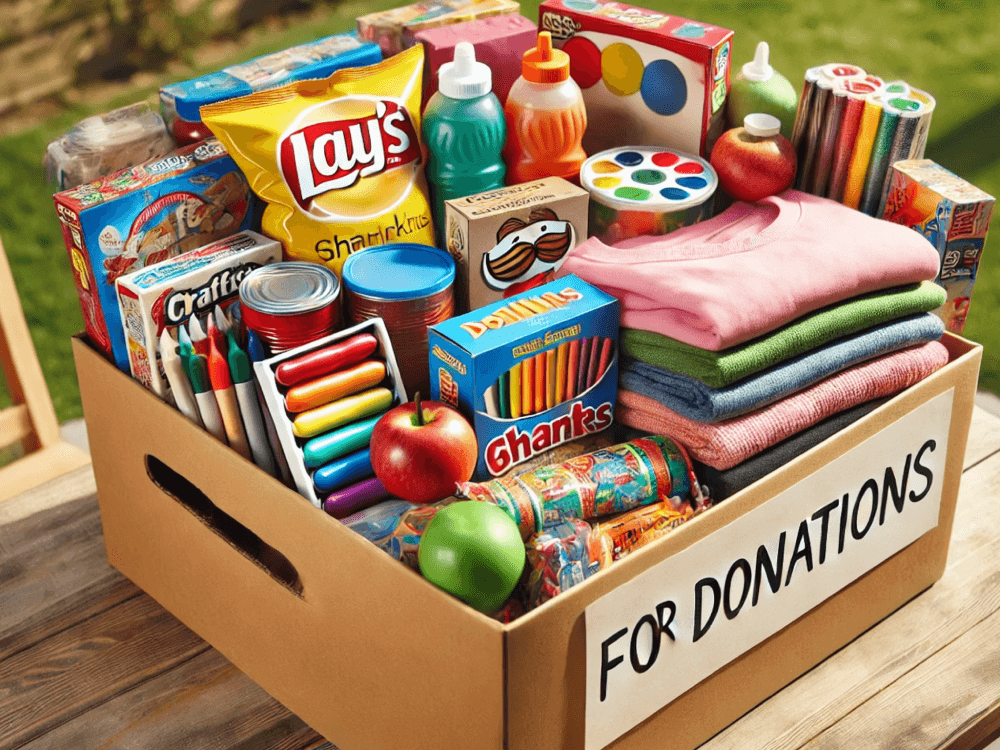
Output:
top-left (444, 176), bottom-right (589, 314)
top-left (428, 274), bottom-right (619, 480)
top-left (54, 138), bottom-right (255, 372)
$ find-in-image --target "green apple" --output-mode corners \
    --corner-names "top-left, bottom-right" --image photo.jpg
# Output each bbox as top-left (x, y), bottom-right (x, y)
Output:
top-left (418, 502), bottom-right (525, 613)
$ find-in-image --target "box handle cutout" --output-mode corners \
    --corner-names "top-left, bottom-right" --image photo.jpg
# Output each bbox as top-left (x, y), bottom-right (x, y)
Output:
top-left (145, 455), bottom-right (304, 598)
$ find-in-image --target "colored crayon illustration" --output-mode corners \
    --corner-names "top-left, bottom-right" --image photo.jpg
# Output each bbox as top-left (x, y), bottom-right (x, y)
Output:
top-left (482, 335), bottom-right (615, 418)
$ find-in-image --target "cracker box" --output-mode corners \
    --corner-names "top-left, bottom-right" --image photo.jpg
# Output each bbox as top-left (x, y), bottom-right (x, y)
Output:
top-left (115, 230), bottom-right (281, 398)
top-left (428, 274), bottom-right (619, 479)
top-left (538, 0), bottom-right (733, 157)
top-left (412, 14), bottom-right (538, 107)
top-left (444, 177), bottom-right (589, 314)
top-left (54, 138), bottom-right (255, 372)
top-left (882, 160), bottom-right (994, 334)
top-left (358, 0), bottom-right (519, 57)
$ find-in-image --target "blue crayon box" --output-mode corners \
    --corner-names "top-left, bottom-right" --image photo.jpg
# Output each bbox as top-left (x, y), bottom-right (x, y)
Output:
top-left (428, 274), bottom-right (620, 480)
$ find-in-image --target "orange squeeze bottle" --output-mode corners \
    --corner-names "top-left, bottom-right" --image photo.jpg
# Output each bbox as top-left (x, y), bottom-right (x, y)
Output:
top-left (503, 32), bottom-right (588, 185)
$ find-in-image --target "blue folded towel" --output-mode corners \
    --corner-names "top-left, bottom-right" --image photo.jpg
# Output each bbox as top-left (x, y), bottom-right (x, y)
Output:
top-left (620, 313), bottom-right (945, 423)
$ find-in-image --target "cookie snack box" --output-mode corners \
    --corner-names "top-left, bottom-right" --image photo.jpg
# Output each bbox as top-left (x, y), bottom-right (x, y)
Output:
top-left (54, 138), bottom-right (255, 372)
top-left (538, 0), bottom-right (733, 157)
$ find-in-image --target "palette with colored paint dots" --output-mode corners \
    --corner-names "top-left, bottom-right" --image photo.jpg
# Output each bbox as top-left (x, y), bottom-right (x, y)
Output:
top-left (581, 146), bottom-right (718, 244)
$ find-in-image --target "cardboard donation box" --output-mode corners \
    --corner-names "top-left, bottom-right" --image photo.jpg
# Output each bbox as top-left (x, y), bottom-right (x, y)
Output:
top-left (73, 331), bottom-right (981, 750)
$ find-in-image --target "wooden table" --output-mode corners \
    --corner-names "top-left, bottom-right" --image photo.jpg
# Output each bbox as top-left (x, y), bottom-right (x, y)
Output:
top-left (2, 408), bottom-right (999, 750)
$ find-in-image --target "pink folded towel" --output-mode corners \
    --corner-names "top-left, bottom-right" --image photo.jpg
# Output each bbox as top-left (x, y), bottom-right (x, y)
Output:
top-left (616, 341), bottom-right (950, 470)
top-left (558, 191), bottom-right (942, 350)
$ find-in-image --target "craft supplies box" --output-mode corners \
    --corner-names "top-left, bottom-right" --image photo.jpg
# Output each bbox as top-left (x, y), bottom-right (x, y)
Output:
top-left (73, 331), bottom-right (980, 750)
top-left (538, 0), bottom-right (733, 158)
top-left (428, 275), bottom-right (619, 479)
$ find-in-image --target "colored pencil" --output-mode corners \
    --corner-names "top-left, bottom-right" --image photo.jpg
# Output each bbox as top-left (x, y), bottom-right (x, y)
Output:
top-left (485, 383), bottom-right (500, 417)
top-left (875, 108), bottom-right (921, 217)
top-left (207, 314), bottom-right (251, 460)
top-left (188, 353), bottom-right (227, 444)
top-left (188, 314), bottom-right (209, 357)
top-left (499, 370), bottom-right (510, 419)
top-left (545, 349), bottom-right (556, 410)
top-left (522, 355), bottom-right (535, 416)
top-left (566, 338), bottom-right (581, 400)
top-left (790, 67), bottom-right (820, 153)
top-left (827, 82), bottom-right (870, 202)
top-left (510, 362), bottom-right (522, 419)
top-left (843, 98), bottom-right (882, 209)
top-left (555, 343), bottom-right (568, 404)
top-left (576, 337), bottom-right (591, 395)
top-left (159, 330), bottom-right (202, 427)
top-left (597, 338), bottom-right (614, 380)
top-left (533, 352), bottom-right (545, 414)
top-left (246, 328), bottom-right (293, 485)
top-left (796, 76), bottom-right (830, 190)
top-left (228, 331), bottom-right (277, 476)
top-left (586, 337), bottom-right (602, 390)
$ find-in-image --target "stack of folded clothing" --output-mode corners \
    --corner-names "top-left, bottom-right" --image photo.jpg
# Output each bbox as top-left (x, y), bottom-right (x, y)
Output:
top-left (559, 190), bottom-right (950, 501)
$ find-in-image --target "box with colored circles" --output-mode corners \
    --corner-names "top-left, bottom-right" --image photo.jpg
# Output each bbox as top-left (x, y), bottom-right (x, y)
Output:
top-left (428, 274), bottom-right (619, 480)
top-left (882, 159), bottom-right (995, 335)
top-left (538, 0), bottom-right (733, 158)
top-left (254, 319), bottom-right (408, 509)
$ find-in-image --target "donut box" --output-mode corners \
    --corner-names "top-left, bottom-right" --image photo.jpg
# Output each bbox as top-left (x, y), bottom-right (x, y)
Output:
top-left (254, 318), bottom-right (408, 508)
top-left (538, 0), bottom-right (733, 158)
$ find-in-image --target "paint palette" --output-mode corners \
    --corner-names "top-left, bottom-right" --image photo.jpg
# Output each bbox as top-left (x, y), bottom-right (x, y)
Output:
top-left (581, 146), bottom-right (718, 244)
top-left (255, 319), bottom-right (408, 511)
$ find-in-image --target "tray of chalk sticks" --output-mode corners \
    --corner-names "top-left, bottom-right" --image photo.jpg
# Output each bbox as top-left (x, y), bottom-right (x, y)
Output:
top-left (255, 318), bottom-right (408, 509)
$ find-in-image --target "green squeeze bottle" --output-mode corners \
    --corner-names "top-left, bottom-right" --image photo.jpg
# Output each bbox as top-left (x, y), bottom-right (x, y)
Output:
top-left (423, 42), bottom-right (507, 246)
top-left (727, 41), bottom-right (799, 141)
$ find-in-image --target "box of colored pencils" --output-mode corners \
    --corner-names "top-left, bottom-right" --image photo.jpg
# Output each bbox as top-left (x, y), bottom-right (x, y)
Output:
top-left (116, 231), bottom-right (282, 400)
top-left (882, 160), bottom-right (995, 334)
top-left (428, 274), bottom-right (619, 480)
top-left (254, 319), bottom-right (408, 509)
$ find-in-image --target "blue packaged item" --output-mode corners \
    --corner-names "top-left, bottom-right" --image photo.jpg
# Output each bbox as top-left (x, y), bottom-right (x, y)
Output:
top-left (428, 274), bottom-right (620, 479)
top-left (159, 32), bottom-right (382, 142)
top-left (54, 138), bottom-right (256, 372)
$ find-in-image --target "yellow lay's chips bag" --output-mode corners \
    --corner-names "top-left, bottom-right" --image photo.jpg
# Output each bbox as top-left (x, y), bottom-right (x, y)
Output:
top-left (201, 45), bottom-right (435, 276)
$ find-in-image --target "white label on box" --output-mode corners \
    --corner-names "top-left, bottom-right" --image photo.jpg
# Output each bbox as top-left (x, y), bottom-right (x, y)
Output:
top-left (585, 388), bottom-right (955, 750)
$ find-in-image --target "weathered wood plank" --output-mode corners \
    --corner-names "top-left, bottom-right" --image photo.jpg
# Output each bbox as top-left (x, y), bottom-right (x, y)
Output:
top-left (701, 448), bottom-right (1000, 750)
top-left (0, 594), bottom-right (209, 747)
top-left (965, 406), bottom-right (1000, 469)
top-left (803, 607), bottom-right (1000, 750)
top-left (0, 489), bottom-right (136, 662)
top-left (19, 649), bottom-right (327, 750)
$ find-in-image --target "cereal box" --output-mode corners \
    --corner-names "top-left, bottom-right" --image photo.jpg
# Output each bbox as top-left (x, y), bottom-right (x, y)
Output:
top-left (116, 231), bottom-right (281, 398)
top-left (537, 0), bottom-right (733, 157)
top-left (883, 159), bottom-right (995, 334)
top-left (444, 177), bottom-right (589, 314)
top-left (54, 138), bottom-right (256, 371)
top-left (428, 275), bottom-right (619, 480)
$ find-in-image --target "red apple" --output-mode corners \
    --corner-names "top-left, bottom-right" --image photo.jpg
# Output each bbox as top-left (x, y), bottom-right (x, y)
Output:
top-left (710, 114), bottom-right (797, 202)
top-left (371, 392), bottom-right (478, 504)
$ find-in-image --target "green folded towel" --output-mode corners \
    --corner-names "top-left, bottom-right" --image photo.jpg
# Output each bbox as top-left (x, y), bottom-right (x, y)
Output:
top-left (620, 281), bottom-right (947, 388)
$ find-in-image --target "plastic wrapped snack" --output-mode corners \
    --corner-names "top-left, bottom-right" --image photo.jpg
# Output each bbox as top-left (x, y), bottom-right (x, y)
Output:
top-left (524, 517), bottom-right (608, 610)
top-left (459, 435), bottom-right (704, 538)
top-left (592, 498), bottom-right (706, 563)
top-left (342, 497), bottom-right (452, 569)
top-left (44, 103), bottom-right (175, 191)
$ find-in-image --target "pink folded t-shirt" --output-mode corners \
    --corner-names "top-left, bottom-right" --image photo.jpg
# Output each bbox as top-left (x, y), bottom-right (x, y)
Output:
top-left (616, 341), bottom-right (950, 470)
top-left (558, 191), bottom-right (942, 350)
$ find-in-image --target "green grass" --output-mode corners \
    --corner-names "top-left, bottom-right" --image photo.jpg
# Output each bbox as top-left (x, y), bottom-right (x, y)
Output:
top-left (1, 0), bottom-right (998, 422)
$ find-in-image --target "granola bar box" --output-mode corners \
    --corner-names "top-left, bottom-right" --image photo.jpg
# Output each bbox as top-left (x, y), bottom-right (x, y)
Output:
top-left (54, 138), bottom-right (255, 372)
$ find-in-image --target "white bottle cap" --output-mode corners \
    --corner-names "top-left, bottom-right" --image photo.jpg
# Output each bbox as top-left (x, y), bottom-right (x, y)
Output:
top-left (438, 42), bottom-right (493, 99)
top-left (741, 41), bottom-right (774, 82)
top-left (744, 113), bottom-right (781, 137)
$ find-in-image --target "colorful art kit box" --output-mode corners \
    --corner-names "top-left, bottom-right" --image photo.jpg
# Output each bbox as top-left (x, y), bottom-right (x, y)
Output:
top-left (428, 275), bottom-right (619, 480)
top-left (883, 159), bottom-right (995, 334)
top-left (54, 138), bottom-right (255, 372)
top-left (116, 230), bottom-right (281, 399)
top-left (444, 176), bottom-right (589, 314)
top-left (538, 0), bottom-right (733, 157)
